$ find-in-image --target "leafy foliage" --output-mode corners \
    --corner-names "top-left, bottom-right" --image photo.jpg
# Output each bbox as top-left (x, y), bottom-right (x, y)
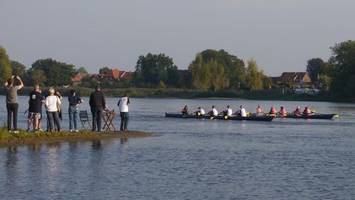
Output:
top-left (134, 53), bottom-right (181, 87)
top-left (30, 58), bottom-right (76, 86)
top-left (0, 46), bottom-right (12, 84)
top-left (329, 40), bottom-right (355, 97)
top-left (188, 49), bottom-right (245, 90)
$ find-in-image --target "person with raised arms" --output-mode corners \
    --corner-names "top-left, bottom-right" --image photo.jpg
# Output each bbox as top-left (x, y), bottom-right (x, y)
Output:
top-left (4, 75), bottom-right (24, 133)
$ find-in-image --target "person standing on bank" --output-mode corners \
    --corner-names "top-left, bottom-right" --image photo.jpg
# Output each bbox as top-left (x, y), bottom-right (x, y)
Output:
top-left (89, 85), bottom-right (106, 132)
top-left (28, 84), bottom-right (44, 131)
top-left (4, 75), bottom-right (24, 133)
top-left (118, 93), bottom-right (130, 131)
top-left (45, 87), bottom-right (61, 132)
top-left (68, 89), bottom-right (82, 132)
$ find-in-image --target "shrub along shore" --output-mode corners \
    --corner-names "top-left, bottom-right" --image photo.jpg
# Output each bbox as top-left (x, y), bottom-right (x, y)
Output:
top-left (0, 128), bottom-right (152, 148)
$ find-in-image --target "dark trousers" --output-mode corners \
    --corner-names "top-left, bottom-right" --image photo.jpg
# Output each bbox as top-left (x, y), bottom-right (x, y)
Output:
top-left (48, 112), bottom-right (61, 132)
top-left (68, 106), bottom-right (78, 130)
top-left (120, 112), bottom-right (129, 131)
top-left (91, 107), bottom-right (103, 132)
top-left (6, 103), bottom-right (18, 131)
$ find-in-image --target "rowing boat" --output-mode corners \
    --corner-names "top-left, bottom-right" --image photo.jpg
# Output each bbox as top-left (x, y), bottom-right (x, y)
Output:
top-left (165, 113), bottom-right (274, 121)
top-left (280, 114), bottom-right (338, 120)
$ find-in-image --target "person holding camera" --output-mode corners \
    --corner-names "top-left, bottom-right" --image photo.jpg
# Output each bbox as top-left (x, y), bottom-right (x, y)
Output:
top-left (4, 75), bottom-right (24, 133)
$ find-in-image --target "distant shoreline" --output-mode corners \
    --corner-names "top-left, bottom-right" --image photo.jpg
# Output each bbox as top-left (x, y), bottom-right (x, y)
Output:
top-left (1, 87), bottom-right (354, 103)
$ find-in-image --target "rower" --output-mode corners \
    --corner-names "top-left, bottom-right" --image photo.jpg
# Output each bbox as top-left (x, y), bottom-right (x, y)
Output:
top-left (269, 106), bottom-right (277, 116)
top-left (293, 106), bottom-right (302, 116)
top-left (279, 106), bottom-right (287, 117)
top-left (208, 105), bottom-right (218, 117)
top-left (256, 105), bottom-right (264, 116)
top-left (195, 106), bottom-right (205, 116)
top-left (235, 105), bottom-right (247, 117)
top-left (181, 105), bottom-right (188, 115)
top-left (224, 105), bottom-right (233, 117)
top-left (303, 106), bottom-right (313, 116)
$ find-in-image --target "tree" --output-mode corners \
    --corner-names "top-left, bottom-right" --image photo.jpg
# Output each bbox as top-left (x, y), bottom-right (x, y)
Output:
top-left (134, 53), bottom-right (178, 87)
top-left (99, 67), bottom-right (110, 74)
top-left (0, 46), bottom-right (12, 84)
top-left (11, 60), bottom-right (27, 77)
top-left (245, 59), bottom-right (264, 90)
top-left (77, 67), bottom-right (88, 74)
top-left (306, 58), bottom-right (328, 82)
top-left (30, 58), bottom-right (76, 86)
top-left (28, 68), bottom-right (47, 85)
top-left (188, 49), bottom-right (245, 90)
top-left (329, 40), bottom-right (355, 97)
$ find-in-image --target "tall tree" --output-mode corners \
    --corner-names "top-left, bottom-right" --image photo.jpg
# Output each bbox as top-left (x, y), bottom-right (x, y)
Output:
top-left (329, 40), bottom-right (355, 97)
top-left (11, 60), bottom-right (26, 77)
top-left (0, 46), bottom-right (12, 84)
top-left (188, 49), bottom-right (244, 90)
top-left (245, 59), bottom-right (264, 90)
top-left (30, 58), bottom-right (76, 86)
top-left (306, 58), bottom-right (327, 82)
top-left (134, 53), bottom-right (177, 87)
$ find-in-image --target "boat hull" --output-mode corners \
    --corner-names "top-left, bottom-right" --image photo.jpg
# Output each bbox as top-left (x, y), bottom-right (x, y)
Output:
top-left (165, 113), bottom-right (274, 121)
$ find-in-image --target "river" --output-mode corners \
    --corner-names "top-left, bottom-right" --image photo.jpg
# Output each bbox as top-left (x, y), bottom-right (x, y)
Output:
top-left (0, 96), bottom-right (355, 199)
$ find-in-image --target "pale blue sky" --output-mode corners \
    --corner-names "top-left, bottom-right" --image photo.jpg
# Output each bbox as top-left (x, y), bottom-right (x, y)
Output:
top-left (1, 0), bottom-right (354, 75)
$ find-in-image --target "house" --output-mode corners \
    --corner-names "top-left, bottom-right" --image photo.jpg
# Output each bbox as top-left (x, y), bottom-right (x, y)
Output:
top-left (273, 72), bottom-right (312, 88)
top-left (118, 71), bottom-right (133, 80)
top-left (100, 69), bottom-right (120, 80)
top-left (71, 72), bottom-right (88, 84)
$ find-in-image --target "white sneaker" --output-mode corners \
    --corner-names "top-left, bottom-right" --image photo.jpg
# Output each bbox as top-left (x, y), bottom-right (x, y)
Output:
top-left (13, 130), bottom-right (19, 134)
top-left (75, 130), bottom-right (79, 133)
top-left (70, 130), bottom-right (73, 132)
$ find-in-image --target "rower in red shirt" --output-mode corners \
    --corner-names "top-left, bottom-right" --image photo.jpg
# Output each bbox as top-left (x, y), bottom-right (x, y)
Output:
top-left (279, 106), bottom-right (287, 117)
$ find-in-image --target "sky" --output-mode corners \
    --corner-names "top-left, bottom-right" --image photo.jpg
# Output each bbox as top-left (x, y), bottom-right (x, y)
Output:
top-left (1, 0), bottom-right (354, 76)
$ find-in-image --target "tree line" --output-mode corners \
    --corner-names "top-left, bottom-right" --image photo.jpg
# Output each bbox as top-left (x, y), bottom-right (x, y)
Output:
top-left (1, 40), bottom-right (355, 98)
top-left (306, 40), bottom-right (355, 98)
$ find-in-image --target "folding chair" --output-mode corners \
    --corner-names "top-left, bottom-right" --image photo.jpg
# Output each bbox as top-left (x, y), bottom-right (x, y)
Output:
top-left (79, 110), bottom-right (91, 130)
top-left (103, 110), bottom-right (116, 132)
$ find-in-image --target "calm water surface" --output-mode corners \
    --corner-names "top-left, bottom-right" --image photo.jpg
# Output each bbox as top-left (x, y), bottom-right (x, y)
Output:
top-left (0, 96), bottom-right (355, 200)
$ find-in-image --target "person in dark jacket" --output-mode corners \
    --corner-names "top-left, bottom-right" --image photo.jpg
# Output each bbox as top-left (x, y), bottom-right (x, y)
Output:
top-left (68, 89), bottom-right (82, 132)
top-left (89, 86), bottom-right (106, 132)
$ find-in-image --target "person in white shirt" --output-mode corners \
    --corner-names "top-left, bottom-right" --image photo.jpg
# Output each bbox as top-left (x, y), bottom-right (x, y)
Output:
top-left (45, 87), bottom-right (61, 132)
top-left (240, 105), bottom-right (247, 117)
top-left (117, 93), bottom-right (130, 131)
top-left (195, 107), bottom-right (205, 116)
top-left (208, 105), bottom-right (218, 117)
top-left (225, 105), bottom-right (233, 117)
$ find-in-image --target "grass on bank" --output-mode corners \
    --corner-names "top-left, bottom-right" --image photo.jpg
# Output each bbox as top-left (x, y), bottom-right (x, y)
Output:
top-left (0, 127), bottom-right (152, 147)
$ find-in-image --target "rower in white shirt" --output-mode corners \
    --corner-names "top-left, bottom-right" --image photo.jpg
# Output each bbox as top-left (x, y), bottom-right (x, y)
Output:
top-left (235, 105), bottom-right (247, 117)
top-left (240, 105), bottom-right (247, 117)
top-left (208, 105), bottom-right (218, 117)
top-left (226, 105), bottom-right (233, 117)
top-left (195, 107), bottom-right (205, 116)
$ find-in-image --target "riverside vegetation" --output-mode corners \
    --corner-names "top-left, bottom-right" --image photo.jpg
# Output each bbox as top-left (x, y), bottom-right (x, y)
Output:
top-left (1, 40), bottom-right (355, 101)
